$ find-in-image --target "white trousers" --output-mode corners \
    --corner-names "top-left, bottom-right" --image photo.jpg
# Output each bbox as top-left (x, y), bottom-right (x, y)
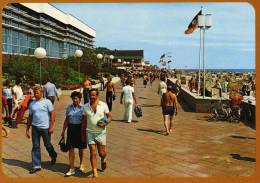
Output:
top-left (124, 101), bottom-right (133, 122)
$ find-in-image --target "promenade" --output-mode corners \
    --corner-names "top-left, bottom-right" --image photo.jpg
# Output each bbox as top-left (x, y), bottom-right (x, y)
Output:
top-left (1, 78), bottom-right (256, 177)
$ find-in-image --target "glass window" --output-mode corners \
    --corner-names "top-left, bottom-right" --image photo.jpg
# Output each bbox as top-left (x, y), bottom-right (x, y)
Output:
top-left (2, 44), bottom-right (7, 52)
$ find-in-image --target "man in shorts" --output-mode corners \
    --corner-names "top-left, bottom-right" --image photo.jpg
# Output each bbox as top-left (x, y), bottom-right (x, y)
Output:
top-left (161, 85), bottom-right (178, 135)
top-left (81, 88), bottom-right (112, 178)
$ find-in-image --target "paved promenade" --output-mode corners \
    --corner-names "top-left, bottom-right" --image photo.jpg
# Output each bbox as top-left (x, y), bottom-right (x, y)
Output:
top-left (1, 78), bottom-right (256, 178)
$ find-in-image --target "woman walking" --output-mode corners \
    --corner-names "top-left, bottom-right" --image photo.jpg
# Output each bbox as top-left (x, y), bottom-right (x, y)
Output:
top-left (61, 91), bottom-right (86, 176)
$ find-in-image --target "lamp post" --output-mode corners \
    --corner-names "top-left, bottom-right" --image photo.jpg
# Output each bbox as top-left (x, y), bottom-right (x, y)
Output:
top-left (109, 55), bottom-right (114, 68)
top-left (34, 47), bottom-right (47, 85)
top-left (75, 49), bottom-right (83, 84)
top-left (117, 59), bottom-right (121, 68)
top-left (198, 13), bottom-right (212, 98)
top-left (97, 53), bottom-right (104, 74)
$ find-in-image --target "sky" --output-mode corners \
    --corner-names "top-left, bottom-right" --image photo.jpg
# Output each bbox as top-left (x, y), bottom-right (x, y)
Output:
top-left (53, 3), bottom-right (255, 69)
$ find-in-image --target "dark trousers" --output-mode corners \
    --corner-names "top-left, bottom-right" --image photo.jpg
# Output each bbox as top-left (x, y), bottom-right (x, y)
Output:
top-left (106, 91), bottom-right (113, 112)
top-left (46, 96), bottom-right (55, 104)
top-left (31, 126), bottom-right (57, 168)
top-left (5, 99), bottom-right (13, 125)
top-left (83, 89), bottom-right (90, 104)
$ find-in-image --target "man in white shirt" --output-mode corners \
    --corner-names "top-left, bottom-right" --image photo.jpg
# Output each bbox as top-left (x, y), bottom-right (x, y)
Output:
top-left (120, 78), bottom-right (137, 123)
top-left (81, 88), bottom-right (112, 178)
top-left (12, 79), bottom-right (24, 119)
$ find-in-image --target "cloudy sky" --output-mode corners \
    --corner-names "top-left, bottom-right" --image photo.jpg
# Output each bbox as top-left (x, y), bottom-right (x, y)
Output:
top-left (53, 3), bottom-right (255, 69)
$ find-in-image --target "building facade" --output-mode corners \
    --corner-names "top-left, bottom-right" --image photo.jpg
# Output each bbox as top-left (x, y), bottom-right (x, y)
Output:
top-left (111, 50), bottom-right (145, 70)
top-left (2, 3), bottom-right (96, 59)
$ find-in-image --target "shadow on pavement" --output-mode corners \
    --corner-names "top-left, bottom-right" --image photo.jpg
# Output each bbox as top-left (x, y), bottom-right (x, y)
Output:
top-left (137, 128), bottom-right (165, 135)
top-left (2, 158), bottom-right (31, 171)
top-left (112, 119), bottom-right (139, 123)
top-left (230, 135), bottom-right (256, 140)
top-left (141, 104), bottom-right (160, 108)
top-left (138, 97), bottom-right (148, 99)
top-left (2, 158), bottom-right (92, 177)
top-left (230, 154), bottom-right (256, 162)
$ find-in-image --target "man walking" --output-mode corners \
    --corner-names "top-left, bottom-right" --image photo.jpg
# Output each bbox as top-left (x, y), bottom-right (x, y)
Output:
top-left (43, 78), bottom-right (59, 104)
top-left (120, 78), bottom-right (137, 123)
top-left (81, 88), bottom-right (112, 178)
top-left (26, 86), bottom-right (57, 173)
top-left (105, 76), bottom-right (116, 112)
top-left (161, 85), bottom-right (178, 135)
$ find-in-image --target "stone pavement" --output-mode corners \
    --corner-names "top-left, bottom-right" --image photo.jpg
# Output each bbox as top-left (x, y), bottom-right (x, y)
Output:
top-left (1, 78), bottom-right (256, 178)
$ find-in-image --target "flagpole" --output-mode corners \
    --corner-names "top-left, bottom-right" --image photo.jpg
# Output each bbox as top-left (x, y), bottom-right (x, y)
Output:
top-left (198, 28), bottom-right (202, 97)
top-left (198, 6), bottom-right (203, 97)
top-left (202, 28), bottom-right (206, 98)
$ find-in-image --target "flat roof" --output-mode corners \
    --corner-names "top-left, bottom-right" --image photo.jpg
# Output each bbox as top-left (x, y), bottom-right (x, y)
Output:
top-left (20, 3), bottom-right (96, 38)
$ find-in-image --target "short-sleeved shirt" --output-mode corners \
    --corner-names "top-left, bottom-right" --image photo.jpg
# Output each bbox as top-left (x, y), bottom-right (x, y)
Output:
top-left (44, 82), bottom-right (58, 97)
top-left (83, 101), bottom-right (109, 133)
top-left (66, 104), bottom-right (83, 124)
top-left (13, 85), bottom-right (24, 101)
top-left (29, 99), bottom-right (54, 129)
top-left (3, 87), bottom-right (12, 99)
top-left (122, 85), bottom-right (134, 103)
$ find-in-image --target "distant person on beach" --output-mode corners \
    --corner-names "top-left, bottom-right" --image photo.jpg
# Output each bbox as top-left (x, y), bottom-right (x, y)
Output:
top-left (161, 85), bottom-right (178, 135)
top-left (245, 80), bottom-right (252, 96)
top-left (26, 86), bottom-right (57, 174)
top-left (81, 88), bottom-right (112, 178)
top-left (82, 74), bottom-right (92, 104)
top-left (188, 78), bottom-right (195, 92)
top-left (61, 91), bottom-right (86, 177)
top-left (214, 79), bottom-right (222, 98)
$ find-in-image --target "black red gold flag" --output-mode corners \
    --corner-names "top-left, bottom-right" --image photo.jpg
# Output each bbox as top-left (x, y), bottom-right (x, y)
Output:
top-left (184, 10), bottom-right (202, 34)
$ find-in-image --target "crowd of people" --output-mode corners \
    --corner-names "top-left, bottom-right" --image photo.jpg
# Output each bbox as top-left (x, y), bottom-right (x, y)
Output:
top-left (2, 69), bottom-right (181, 178)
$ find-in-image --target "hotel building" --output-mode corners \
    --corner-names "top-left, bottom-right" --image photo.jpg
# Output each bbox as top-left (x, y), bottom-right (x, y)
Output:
top-left (2, 3), bottom-right (96, 59)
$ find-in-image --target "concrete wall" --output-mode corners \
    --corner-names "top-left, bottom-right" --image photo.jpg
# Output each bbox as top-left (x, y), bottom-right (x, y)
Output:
top-left (168, 78), bottom-right (230, 113)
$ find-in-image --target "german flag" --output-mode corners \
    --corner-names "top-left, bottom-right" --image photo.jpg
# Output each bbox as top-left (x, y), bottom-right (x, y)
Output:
top-left (184, 10), bottom-right (202, 34)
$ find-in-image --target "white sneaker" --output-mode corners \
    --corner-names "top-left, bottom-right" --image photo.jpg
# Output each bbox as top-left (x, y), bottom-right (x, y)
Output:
top-left (65, 169), bottom-right (75, 177)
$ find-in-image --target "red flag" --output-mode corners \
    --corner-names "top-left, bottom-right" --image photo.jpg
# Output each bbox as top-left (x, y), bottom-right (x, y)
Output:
top-left (184, 10), bottom-right (202, 34)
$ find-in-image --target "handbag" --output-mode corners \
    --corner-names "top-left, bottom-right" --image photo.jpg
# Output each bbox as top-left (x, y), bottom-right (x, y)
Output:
top-left (58, 137), bottom-right (68, 152)
top-left (134, 105), bottom-right (143, 118)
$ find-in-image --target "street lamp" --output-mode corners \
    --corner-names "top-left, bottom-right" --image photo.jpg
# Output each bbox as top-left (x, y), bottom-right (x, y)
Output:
top-left (109, 55), bottom-right (114, 67)
top-left (75, 49), bottom-right (83, 84)
top-left (198, 13), bottom-right (212, 98)
top-left (97, 53), bottom-right (104, 74)
top-left (34, 47), bottom-right (47, 85)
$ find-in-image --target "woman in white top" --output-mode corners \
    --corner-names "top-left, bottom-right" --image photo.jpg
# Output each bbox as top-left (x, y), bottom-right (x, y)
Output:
top-left (120, 78), bottom-right (137, 123)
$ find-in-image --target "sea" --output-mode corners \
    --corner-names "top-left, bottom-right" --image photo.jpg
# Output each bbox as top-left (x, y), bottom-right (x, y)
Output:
top-left (181, 69), bottom-right (255, 73)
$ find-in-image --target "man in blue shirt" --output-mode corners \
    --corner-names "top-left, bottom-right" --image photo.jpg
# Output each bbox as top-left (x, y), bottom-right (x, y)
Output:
top-left (26, 86), bottom-right (57, 174)
top-left (43, 78), bottom-right (59, 104)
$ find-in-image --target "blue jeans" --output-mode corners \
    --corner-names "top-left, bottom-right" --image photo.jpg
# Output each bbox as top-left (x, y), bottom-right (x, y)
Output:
top-left (31, 126), bottom-right (57, 169)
